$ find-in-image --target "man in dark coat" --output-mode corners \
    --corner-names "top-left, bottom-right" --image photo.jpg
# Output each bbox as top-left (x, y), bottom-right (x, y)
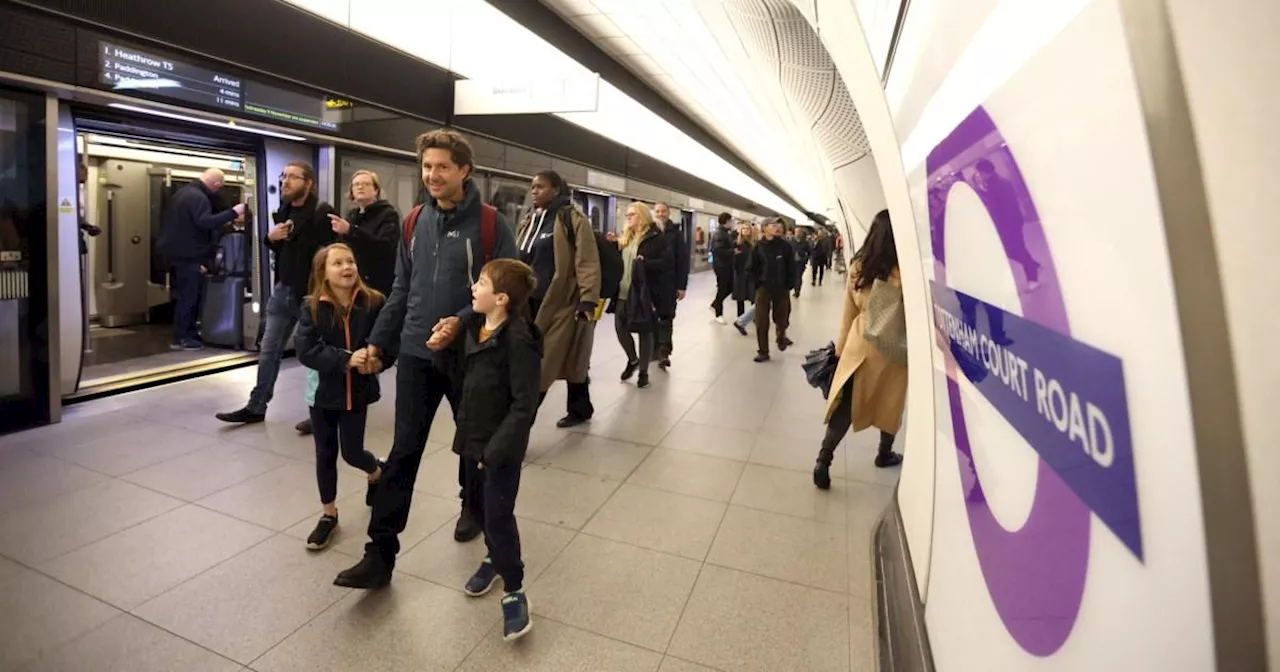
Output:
top-left (653, 202), bottom-right (688, 370)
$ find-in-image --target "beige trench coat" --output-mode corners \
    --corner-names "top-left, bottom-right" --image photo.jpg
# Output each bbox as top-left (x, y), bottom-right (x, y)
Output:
top-left (516, 205), bottom-right (602, 391)
top-left (823, 264), bottom-right (908, 434)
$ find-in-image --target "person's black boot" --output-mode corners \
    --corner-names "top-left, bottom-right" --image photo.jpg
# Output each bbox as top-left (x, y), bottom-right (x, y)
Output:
top-left (295, 418), bottom-right (313, 435)
top-left (637, 372), bottom-right (651, 389)
top-left (620, 360), bottom-right (639, 381)
top-left (556, 414), bottom-right (590, 429)
top-left (454, 505), bottom-right (481, 542)
top-left (813, 460), bottom-right (832, 490)
top-left (754, 353), bottom-right (771, 363)
top-left (333, 553), bottom-right (393, 589)
top-left (875, 435), bottom-right (903, 468)
top-left (215, 407), bottom-right (265, 424)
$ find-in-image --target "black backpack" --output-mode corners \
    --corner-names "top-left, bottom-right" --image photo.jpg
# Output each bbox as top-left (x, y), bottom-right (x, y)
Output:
top-left (560, 208), bottom-right (624, 300)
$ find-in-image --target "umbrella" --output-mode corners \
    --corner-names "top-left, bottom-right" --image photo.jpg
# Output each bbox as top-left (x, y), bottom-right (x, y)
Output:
top-left (802, 342), bottom-right (838, 399)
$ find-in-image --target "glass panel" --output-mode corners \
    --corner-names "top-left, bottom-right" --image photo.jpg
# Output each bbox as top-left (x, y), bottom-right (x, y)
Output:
top-left (486, 176), bottom-right (530, 232)
top-left (0, 89), bottom-right (49, 432)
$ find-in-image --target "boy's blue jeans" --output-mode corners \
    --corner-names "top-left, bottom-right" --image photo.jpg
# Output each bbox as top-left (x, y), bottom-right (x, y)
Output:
top-left (735, 305), bottom-right (756, 330)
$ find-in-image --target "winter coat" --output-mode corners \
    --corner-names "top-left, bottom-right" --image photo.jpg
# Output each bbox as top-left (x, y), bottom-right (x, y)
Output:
top-left (344, 200), bottom-right (400, 296)
top-left (659, 221), bottom-right (690, 313)
top-left (732, 241), bottom-right (755, 302)
top-left (452, 315), bottom-right (543, 469)
top-left (750, 236), bottom-right (795, 295)
top-left (368, 179), bottom-right (518, 362)
top-left (823, 264), bottom-right (908, 434)
top-left (295, 292), bottom-right (391, 411)
top-left (710, 226), bottom-right (736, 272)
top-left (267, 194), bottom-right (340, 302)
top-left (517, 202), bottom-right (602, 390)
top-left (649, 224), bottom-right (680, 318)
top-left (811, 238), bottom-right (832, 264)
top-left (624, 257), bottom-right (655, 333)
top-left (157, 181), bottom-right (237, 264)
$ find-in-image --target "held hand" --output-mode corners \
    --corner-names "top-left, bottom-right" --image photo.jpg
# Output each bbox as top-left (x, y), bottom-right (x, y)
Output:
top-left (268, 220), bottom-right (292, 242)
top-left (426, 317), bottom-right (461, 351)
top-left (677, 290), bottom-right (686, 301)
top-left (328, 213), bottom-right (351, 235)
top-left (232, 203), bottom-right (247, 217)
top-left (348, 348), bottom-right (369, 370)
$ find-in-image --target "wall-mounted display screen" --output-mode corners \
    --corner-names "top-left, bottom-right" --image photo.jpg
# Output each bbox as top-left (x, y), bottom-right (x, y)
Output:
top-left (244, 81), bottom-right (338, 131)
top-left (99, 41), bottom-right (242, 111)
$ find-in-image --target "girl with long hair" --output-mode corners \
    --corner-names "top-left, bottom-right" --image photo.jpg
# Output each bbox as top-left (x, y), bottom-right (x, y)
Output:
top-left (612, 202), bottom-right (672, 389)
top-left (814, 210), bottom-right (907, 489)
top-left (295, 243), bottom-right (390, 549)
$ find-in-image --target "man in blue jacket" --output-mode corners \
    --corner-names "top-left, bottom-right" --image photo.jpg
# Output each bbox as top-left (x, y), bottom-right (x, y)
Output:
top-left (157, 168), bottom-right (244, 350)
top-left (335, 130), bottom-right (518, 590)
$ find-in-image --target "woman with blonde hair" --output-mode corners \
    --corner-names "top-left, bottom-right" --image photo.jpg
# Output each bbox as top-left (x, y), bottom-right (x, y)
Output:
top-left (611, 202), bottom-right (672, 389)
top-left (813, 209), bottom-right (906, 490)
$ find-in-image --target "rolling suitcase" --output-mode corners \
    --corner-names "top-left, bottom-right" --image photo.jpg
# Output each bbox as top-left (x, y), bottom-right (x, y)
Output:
top-left (200, 274), bottom-right (244, 348)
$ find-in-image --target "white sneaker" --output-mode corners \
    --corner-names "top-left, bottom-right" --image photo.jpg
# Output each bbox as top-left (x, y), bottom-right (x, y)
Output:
top-left (715, 316), bottom-right (726, 325)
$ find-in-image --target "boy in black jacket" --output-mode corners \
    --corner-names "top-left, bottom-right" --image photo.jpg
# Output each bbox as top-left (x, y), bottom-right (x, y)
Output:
top-left (456, 258), bottom-right (541, 642)
top-left (750, 219), bottom-right (796, 362)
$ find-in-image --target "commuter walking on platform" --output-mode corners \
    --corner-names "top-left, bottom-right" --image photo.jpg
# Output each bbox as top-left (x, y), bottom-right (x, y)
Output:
top-left (732, 223), bottom-right (758, 336)
top-left (455, 259), bottom-right (541, 642)
top-left (709, 212), bottom-right (736, 324)
top-left (295, 169), bottom-right (401, 437)
top-left (811, 230), bottom-right (831, 286)
top-left (157, 168), bottom-right (246, 351)
top-left (791, 229), bottom-right (812, 298)
top-left (216, 162), bottom-right (336, 425)
top-left (749, 218), bottom-right (795, 361)
top-left (813, 209), bottom-right (906, 490)
top-left (612, 202), bottom-right (672, 389)
top-left (295, 243), bottom-right (388, 550)
top-left (517, 170), bottom-right (602, 428)
top-left (653, 202), bottom-right (688, 370)
top-left (334, 130), bottom-right (518, 590)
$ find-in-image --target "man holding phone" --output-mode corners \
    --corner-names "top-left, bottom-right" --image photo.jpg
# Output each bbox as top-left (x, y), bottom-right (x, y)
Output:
top-left (216, 161), bottom-right (338, 425)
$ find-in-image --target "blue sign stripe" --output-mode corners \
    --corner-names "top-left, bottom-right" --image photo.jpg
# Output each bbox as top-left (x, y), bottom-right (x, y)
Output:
top-left (930, 282), bottom-right (1142, 560)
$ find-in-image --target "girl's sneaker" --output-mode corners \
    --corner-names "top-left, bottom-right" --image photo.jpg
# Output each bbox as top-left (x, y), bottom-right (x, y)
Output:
top-left (501, 590), bottom-right (532, 641)
top-left (306, 515), bottom-right (338, 550)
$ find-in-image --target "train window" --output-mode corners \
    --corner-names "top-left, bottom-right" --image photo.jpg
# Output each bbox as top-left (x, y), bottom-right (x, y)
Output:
top-left (486, 176), bottom-right (530, 231)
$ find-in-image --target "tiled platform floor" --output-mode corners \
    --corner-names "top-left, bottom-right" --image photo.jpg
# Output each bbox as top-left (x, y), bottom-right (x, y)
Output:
top-left (0, 271), bottom-right (898, 672)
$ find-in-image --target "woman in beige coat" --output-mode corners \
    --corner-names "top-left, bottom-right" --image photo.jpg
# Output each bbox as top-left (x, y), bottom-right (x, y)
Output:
top-left (814, 209), bottom-right (906, 490)
top-left (516, 170), bottom-right (602, 427)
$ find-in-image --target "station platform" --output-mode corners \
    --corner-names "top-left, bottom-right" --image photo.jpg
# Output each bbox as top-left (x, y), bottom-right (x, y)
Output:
top-left (0, 271), bottom-right (893, 672)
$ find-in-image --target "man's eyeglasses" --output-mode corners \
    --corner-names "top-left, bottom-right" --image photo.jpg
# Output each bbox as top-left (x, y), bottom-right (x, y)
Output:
top-left (279, 173), bottom-right (307, 183)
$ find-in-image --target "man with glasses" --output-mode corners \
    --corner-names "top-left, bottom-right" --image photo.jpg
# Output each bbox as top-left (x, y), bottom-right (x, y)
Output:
top-left (216, 161), bottom-right (338, 425)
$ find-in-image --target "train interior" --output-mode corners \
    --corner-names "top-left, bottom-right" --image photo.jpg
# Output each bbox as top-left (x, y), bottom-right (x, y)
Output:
top-left (76, 129), bottom-right (260, 392)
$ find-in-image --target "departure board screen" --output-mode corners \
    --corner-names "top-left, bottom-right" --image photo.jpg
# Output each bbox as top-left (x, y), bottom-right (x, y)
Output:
top-left (99, 41), bottom-right (242, 111)
top-left (244, 81), bottom-right (339, 131)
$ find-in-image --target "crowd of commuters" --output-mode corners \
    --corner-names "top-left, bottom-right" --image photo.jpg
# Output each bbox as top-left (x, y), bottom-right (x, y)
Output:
top-left (157, 126), bottom-right (907, 646)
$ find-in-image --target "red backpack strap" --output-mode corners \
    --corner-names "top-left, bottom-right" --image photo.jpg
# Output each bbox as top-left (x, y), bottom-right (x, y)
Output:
top-left (402, 203), bottom-right (425, 247)
top-left (480, 203), bottom-right (497, 263)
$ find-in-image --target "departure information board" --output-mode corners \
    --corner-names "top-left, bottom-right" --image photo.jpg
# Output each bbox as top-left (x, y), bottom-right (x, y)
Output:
top-left (99, 41), bottom-right (242, 111)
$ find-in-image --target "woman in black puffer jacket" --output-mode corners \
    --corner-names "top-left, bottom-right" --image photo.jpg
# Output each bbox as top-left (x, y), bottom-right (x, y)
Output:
top-left (328, 170), bottom-right (401, 296)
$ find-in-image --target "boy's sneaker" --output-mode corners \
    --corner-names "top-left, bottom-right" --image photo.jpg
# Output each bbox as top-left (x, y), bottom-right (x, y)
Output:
top-left (465, 559), bottom-right (500, 597)
top-left (306, 515), bottom-right (338, 550)
top-left (501, 590), bottom-right (533, 641)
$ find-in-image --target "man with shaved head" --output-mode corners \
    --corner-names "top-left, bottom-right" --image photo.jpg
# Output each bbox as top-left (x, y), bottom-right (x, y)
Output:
top-left (158, 167), bottom-right (246, 350)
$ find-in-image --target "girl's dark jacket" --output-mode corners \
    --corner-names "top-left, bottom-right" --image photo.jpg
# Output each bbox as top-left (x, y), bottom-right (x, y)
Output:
top-left (296, 291), bottom-right (393, 410)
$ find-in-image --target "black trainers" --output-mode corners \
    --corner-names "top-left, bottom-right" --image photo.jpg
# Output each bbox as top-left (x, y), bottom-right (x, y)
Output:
top-left (455, 506), bottom-right (481, 542)
top-left (215, 407), bottom-right (265, 424)
top-left (778, 337), bottom-right (794, 351)
top-left (556, 414), bottom-right (590, 429)
top-left (365, 460), bottom-right (384, 507)
top-left (813, 462), bottom-right (832, 490)
top-left (502, 591), bottom-right (533, 641)
top-left (333, 553), bottom-right (393, 589)
top-left (306, 515), bottom-right (338, 550)
top-left (296, 418), bottom-right (313, 435)
top-left (620, 360), bottom-right (639, 381)
top-left (464, 558), bottom-right (500, 596)
top-left (637, 372), bottom-right (651, 389)
top-left (734, 322), bottom-right (748, 336)
top-left (754, 353), bottom-right (771, 363)
top-left (658, 358), bottom-right (671, 371)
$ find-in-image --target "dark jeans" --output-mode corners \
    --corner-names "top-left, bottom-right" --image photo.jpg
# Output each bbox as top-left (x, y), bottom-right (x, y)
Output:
top-left (310, 406), bottom-right (379, 504)
top-left (247, 284), bottom-right (302, 415)
top-left (712, 266), bottom-right (734, 317)
top-left (614, 300), bottom-right (654, 374)
top-left (754, 288), bottom-right (791, 355)
top-left (656, 316), bottom-right (675, 360)
top-left (819, 376), bottom-right (895, 464)
top-left (793, 263), bottom-right (806, 297)
top-left (812, 262), bottom-right (826, 285)
top-left (462, 459), bottom-right (524, 592)
top-left (366, 354), bottom-right (461, 561)
top-left (171, 263), bottom-right (203, 344)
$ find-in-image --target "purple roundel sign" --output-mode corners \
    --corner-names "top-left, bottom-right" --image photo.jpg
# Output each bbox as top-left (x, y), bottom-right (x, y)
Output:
top-left (926, 106), bottom-right (1140, 656)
